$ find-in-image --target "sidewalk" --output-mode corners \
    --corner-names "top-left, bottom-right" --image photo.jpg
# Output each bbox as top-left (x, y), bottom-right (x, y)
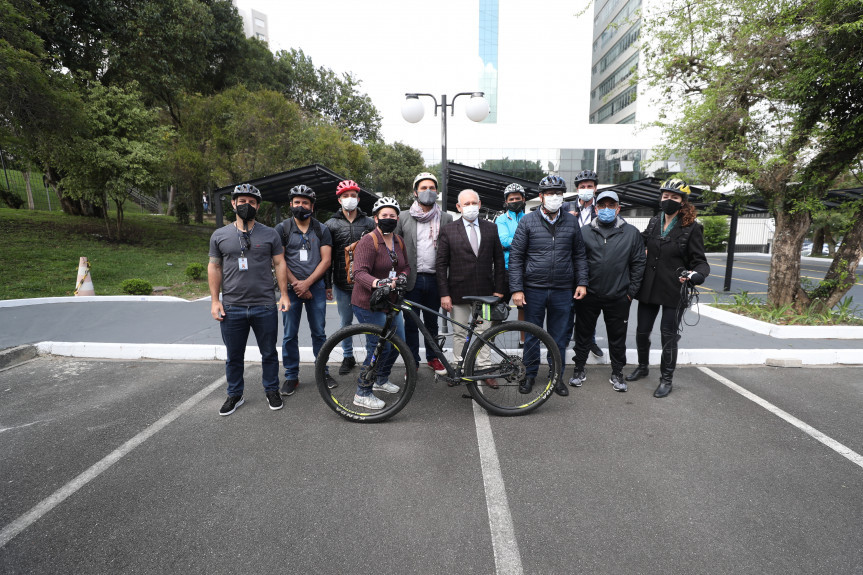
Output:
top-left (1, 295), bottom-right (861, 366)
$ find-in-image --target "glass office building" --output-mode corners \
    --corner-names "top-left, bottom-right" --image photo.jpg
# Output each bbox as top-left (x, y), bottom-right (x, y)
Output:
top-left (589, 0), bottom-right (641, 124)
top-left (478, 0), bottom-right (499, 123)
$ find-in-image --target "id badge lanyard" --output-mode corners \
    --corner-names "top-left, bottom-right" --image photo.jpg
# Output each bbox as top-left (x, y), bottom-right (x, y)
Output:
top-left (237, 226), bottom-right (253, 271)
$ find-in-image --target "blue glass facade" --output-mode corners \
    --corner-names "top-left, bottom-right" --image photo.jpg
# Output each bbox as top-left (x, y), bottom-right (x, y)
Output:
top-left (478, 0), bottom-right (498, 123)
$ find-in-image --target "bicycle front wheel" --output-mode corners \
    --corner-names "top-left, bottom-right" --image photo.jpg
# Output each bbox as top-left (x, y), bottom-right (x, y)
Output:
top-left (463, 320), bottom-right (561, 416)
top-left (315, 323), bottom-right (417, 423)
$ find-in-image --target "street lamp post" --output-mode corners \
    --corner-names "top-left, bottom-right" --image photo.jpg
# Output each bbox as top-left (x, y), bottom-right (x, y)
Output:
top-left (401, 92), bottom-right (489, 211)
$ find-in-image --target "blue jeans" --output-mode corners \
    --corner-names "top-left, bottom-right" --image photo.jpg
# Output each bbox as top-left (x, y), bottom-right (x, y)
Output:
top-left (353, 305), bottom-right (406, 393)
top-left (333, 285), bottom-right (355, 357)
top-left (404, 273), bottom-right (441, 364)
top-left (523, 287), bottom-right (573, 377)
top-left (220, 304), bottom-right (280, 397)
top-left (282, 280), bottom-right (327, 379)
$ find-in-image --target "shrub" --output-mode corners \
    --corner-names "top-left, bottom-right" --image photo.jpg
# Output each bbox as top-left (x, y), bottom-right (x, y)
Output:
top-left (701, 216), bottom-right (730, 252)
top-left (185, 262), bottom-right (205, 280)
top-left (121, 278), bottom-right (153, 295)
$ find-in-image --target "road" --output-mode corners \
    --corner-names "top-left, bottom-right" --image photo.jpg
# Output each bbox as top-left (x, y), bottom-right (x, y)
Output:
top-left (1, 356), bottom-right (861, 574)
top-left (702, 253), bottom-right (863, 305)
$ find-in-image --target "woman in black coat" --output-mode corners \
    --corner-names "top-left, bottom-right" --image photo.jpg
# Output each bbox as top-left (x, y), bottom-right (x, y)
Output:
top-left (626, 179), bottom-right (710, 398)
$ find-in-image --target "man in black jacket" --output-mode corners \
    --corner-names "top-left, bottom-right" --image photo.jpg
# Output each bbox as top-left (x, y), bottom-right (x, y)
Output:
top-left (509, 175), bottom-right (589, 397)
top-left (324, 180), bottom-right (376, 375)
top-left (569, 191), bottom-right (646, 392)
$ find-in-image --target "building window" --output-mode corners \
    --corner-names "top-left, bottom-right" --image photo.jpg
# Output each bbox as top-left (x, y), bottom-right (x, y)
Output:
top-left (591, 85), bottom-right (637, 123)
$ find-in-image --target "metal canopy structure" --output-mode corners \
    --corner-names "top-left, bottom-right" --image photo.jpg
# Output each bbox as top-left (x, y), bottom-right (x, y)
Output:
top-left (577, 177), bottom-right (770, 215)
top-left (445, 162), bottom-right (541, 215)
top-left (211, 164), bottom-right (378, 227)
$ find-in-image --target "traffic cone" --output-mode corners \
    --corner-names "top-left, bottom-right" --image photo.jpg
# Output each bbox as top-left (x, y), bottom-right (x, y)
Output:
top-left (74, 257), bottom-right (95, 296)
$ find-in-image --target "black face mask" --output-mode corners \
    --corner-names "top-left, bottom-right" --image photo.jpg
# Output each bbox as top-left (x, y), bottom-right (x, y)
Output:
top-left (292, 206), bottom-right (312, 220)
top-left (507, 201), bottom-right (525, 213)
top-left (377, 218), bottom-right (398, 234)
top-left (660, 199), bottom-right (682, 215)
top-left (236, 203), bottom-right (257, 222)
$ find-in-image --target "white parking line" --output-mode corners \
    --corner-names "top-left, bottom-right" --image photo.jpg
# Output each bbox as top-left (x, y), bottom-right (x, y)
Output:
top-left (0, 376), bottom-right (226, 549)
top-left (699, 367), bottom-right (863, 470)
top-left (472, 401), bottom-right (523, 575)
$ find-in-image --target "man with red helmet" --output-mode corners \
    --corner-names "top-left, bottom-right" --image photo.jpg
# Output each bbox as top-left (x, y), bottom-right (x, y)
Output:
top-left (324, 180), bottom-right (376, 375)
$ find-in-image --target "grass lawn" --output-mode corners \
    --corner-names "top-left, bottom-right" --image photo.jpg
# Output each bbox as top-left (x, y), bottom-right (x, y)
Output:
top-left (0, 208), bottom-right (217, 300)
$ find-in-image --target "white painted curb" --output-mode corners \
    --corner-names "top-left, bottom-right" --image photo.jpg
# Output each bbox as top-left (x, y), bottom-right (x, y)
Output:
top-left (699, 304), bottom-right (863, 339)
top-left (33, 342), bottom-right (863, 366)
top-left (0, 296), bottom-right (190, 308)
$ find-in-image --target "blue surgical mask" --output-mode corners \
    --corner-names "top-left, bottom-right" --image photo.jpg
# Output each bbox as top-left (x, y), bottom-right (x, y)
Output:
top-left (597, 208), bottom-right (616, 223)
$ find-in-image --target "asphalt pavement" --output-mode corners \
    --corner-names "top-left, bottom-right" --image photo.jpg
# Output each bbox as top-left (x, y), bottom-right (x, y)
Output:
top-left (1, 252), bottom-right (862, 574)
top-left (0, 357), bottom-right (861, 574)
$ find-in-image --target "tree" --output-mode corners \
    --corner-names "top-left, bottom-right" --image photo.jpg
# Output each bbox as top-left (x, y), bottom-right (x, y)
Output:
top-left (168, 86), bottom-right (371, 221)
top-left (60, 82), bottom-right (168, 239)
top-left (479, 158), bottom-right (545, 182)
top-left (367, 142), bottom-right (427, 204)
top-left (641, 0), bottom-right (863, 312)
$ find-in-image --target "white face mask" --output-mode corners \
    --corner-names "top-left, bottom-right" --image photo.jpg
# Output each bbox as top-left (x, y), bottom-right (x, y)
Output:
top-left (340, 197), bottom-right (358, 211)
top-left (543, 194), bottom-right (564, 212)
top-left (461, 205), bottom-right (480, 221)
top-left (578, 190), bottom-right (595, 202)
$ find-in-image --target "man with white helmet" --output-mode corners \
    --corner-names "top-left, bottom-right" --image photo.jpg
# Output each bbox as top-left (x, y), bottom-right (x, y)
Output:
top-left (208, 184), bottom-right (290, 416)
top-left (395, 172), bottom-right (453, 375)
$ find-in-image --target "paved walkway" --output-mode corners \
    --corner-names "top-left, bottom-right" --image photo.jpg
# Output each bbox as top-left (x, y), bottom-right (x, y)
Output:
top-left (1, 292), bottom-right (861, 366)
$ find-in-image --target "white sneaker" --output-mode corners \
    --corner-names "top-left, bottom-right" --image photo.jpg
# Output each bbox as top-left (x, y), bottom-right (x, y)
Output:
top-left (353, 393), bottom-right (385, 409)
top-left (373, 381), bottom-right (400, 394)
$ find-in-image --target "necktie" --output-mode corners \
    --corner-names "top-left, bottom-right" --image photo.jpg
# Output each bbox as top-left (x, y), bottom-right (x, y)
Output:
top-left (468, 222), bottom-right (479, 256)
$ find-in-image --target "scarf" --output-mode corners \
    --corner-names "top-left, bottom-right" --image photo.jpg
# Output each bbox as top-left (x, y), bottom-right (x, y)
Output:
top-left (661, 214), bottom-right (679, 237)
top-left (409, 201), bottom-right (441, 247)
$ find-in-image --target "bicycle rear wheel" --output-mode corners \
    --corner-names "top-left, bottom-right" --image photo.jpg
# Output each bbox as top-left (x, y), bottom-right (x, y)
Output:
top-left (316, 323), bottom-right (417, 423)
top-left (463, 320), bottom-right (561, 416)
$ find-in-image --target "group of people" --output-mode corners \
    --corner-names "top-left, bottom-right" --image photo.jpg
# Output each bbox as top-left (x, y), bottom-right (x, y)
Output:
top-left (208, 170), bottom-right (709, 415)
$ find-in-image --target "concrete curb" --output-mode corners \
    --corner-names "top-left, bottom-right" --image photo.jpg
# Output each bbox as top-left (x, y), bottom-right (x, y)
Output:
top-left (33, 342), bottom-right (863, 366)
top-left (0, 296), bottom-right (190, 308)
top-left (0, 345), bottom-right (38, 369)
top-left (699, 304), bottom-right (863, 339)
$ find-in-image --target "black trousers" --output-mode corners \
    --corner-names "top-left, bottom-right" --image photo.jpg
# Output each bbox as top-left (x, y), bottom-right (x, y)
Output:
top-left (573, 294), bottom-right (632, 374)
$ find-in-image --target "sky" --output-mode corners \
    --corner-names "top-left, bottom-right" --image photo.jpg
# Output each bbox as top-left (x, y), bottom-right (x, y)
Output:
top-left (233, 0), bottom-right (661, 165)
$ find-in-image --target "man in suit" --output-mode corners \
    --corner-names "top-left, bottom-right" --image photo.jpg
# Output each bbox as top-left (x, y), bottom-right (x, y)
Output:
top-left (436, 189), bottom-right (506, 388)
top-left (395, 172), bottom-right (453, 375)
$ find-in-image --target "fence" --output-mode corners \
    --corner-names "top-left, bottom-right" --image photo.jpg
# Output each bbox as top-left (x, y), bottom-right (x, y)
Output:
top-left (627, 215), bottom-right (774, 253)
top-left (0, 163), bottom-right (163, 214)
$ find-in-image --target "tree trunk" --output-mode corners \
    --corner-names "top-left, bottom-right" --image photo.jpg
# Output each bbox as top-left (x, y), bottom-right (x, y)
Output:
top-left (767, 209), bottom-right (811, 308)
top-left (810, 209), bottom-right (863, 311)
top-left (24, 171), bottom-right (35, 209)
top-left (811, 227), bottom-right (824, 256)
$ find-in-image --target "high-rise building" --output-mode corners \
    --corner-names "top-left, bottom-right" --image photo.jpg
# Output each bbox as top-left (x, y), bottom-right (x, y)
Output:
top-left (478, 0), bottom-right (499, 123)
top-left (589, 0), bottom-right (641, 124)
top-left (234, 2), bottom-right (269, 43)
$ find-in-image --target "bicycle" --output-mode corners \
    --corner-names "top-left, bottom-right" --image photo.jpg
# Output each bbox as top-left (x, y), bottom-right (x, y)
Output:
top-left (315, 281), bottom-right (563, 422)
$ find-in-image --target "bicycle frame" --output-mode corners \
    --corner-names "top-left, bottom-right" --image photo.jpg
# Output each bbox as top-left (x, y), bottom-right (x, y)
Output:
top-left (376, 290), bottom-right (517, 383)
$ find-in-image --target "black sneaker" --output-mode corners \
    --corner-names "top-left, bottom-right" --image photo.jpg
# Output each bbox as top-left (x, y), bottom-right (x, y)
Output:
top-left (266, 390), bottom-right (284, 410)
top-left (219, 395), bottom-right (244, 416)
top-left (280, 379), bottom-right (299, 396)
top-left (325, 373), bottom-right (338, 389)
top-left (519, 377), bottom-right (534, 394)
top-left (590, 343), bottom-right (604, 358)
top-left (338, 356), bottom-right (356, 375)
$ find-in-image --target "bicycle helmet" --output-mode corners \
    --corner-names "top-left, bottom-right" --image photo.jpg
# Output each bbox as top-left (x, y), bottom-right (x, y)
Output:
top-left (232, 183), bottom-right (262, 200)
top-left (372, 196), bottom-right (401, 215)
top-left (574, 170), bottom-right (598, 185)
top-left (659, 178), bottom-right (691, 197)
top-left (503, 183), bottom-right (525, 200)
top-left (336, 180), bottom-right (361, 196)
top-left (413, 172), bottom-right (438, 190)
top-left (539, 175), bottom-right (567, 192)
top-left (289, 184), bottom-right (316, 203)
